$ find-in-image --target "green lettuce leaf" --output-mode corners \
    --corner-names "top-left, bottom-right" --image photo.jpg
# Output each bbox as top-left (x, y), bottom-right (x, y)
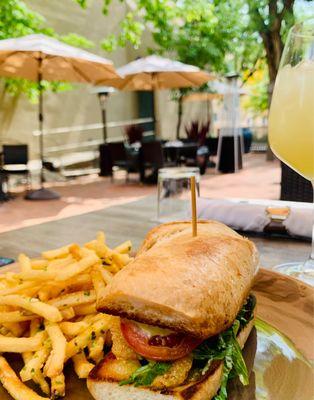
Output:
top-left (119, 361), bottom-right (172, 387)
top-left (193, 295), bottom-right (255, 400)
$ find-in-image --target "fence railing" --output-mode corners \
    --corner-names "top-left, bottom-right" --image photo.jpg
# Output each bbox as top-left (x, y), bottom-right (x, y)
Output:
top-left (32, 117), bottom-right (154, 154)
top-left (33, 117), bottom-right (154, 136)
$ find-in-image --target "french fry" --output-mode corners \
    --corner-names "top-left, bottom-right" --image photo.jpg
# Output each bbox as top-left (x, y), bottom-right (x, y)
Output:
top-left (51, 373), bottom-right (65, 399)
top-left (96, 264), bottom-right (114, 285)
top-left (59, 320), bottom-right (89, 337)
top-left (112, 252), bottom-right (131, 268)
top-left (0, 281), bottom-right (37, 296)
top-left (66, 315), bottom-right (112, 360)
top-left (33, 371), bottom-right (50, 396)
top-left (72, 352), bottom-right (94, 379)
top-left (97, 231), bottom-right (106, 244)
top-left (55, 254), bottom-right (99, 281)
top-left (18, 254), bottom-right (32, 272)
top-left (0, 356), bottom-right (49, 400)
top-left (14, 271), bottom-right (56, 281)
top-left (88, 334), bottom-right (104, 364)
top-left (0, 311), bottom-right (36, 323)
top-left (44, 322), bottom-right (67, 378)
top-left (22, 353), bottom-right (50, 395)
top-left (60, 307), bottom-right (75, 320)
top-left (104, 262), bottom-right (120, 274)
top-left (73, 303), bottom-right (97, 316)
top-left (47, 255), bottom-right (73, 271)
top-left (2, 322), bottom-right (25, 337)
top-left (69, 244), bottom-right (83, 260)
top-left (82, 313), bottom-right (102, 324)
top-left (49, 290), bottom-right (96, 309)
top-left (114, 240), bottom-right (132, 254)
top-left (91, 268), bottom-right (107, 303)
top-left (20, 338), bottom-right (51, 382)
top-left (42, 244), bottom-right (72, 260)
top-left (21, 321), bottom-right (50, 395)
top-left (0, 295), bottom-right (62, 322)
top-left (0, 232), bottom-right (133, 398)
top-left (30, 259), bottom-right (49, 270)
top-left (38, 288), bottom-right (50, 302)
top-left (85, 237), bottom-right (112, 259)
top-left (29, 319), bottom-right (42, 335)
top-left (0, 331), bottom-right (45, 353)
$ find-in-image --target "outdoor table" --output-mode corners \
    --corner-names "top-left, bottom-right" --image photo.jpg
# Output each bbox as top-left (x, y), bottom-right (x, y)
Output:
top-left (163, 141), bottom-right (198, 165)
top-left (0, 196), bottom-right (310, 268)
top-left (0, 150), bottom-right (10, 202)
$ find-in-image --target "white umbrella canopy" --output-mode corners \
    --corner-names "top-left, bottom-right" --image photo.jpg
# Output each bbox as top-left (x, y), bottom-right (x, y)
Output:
top-left (109, 55), bottom-right (213, 90)
top-left (0, 34), bottom-right (119, 200)
top-left (0, 34), bottom-right (119, 83)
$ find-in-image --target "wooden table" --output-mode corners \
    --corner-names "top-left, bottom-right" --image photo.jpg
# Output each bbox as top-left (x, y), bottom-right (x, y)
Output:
top-left (0, 196), bottom-right (310, 268)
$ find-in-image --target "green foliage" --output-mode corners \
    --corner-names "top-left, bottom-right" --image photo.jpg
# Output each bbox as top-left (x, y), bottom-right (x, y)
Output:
top-left (119, 361), bottom-right (171, 387)
top-left (244, 81), bottom-right (269, 115)
top-left (75, 0), bottom-right (266, 109)
top-left (0, 0), bottom-right (94, 102)
top-left (60, 33), bottom-right (94, 49)
top-left (102, 12), bottom-right (144, 51)
top-left (74, 0), bottom-right (307, 113)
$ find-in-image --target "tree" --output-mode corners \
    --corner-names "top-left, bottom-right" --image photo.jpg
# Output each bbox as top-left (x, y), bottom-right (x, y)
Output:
top-left (75, 0), bottom-right (308, 106)
top-left (246, 0), bottom-right (296, 102)
top-left (0, 0), bottom-right (93, 102)
top-left (75, 0), bottom-right (263, 136)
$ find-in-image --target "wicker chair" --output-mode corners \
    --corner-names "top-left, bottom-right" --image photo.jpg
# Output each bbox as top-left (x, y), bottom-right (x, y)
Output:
top-left (280, 163), bottom-right (313, 202)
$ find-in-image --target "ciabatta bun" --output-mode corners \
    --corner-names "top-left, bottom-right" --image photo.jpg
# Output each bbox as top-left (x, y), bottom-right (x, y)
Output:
top-left (87, 318), bottom-right (255, 400)
top-left (97, 221), bottom-right (258, 339)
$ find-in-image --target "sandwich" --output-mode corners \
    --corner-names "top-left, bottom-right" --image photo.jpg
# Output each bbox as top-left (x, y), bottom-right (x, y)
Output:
top-left (87, 221), bottom-right (259, 400)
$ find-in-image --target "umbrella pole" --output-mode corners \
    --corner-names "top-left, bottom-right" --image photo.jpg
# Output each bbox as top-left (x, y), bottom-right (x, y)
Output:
top-left (176, 94), bottom-right (183, 140)
top-left (39, 82), bottom-right (44, 187)
top-left (25, 54), bottom-right (60, 201)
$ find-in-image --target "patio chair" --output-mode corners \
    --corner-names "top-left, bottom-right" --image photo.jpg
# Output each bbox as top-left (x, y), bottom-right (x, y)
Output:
top-left (108, 142), bottom-right (137, 182)
top-left (139, 141), bottom-right (174, 183)
top-left (0, 144), bottom-right (31, 192)
top-left (280, 163), bottom-right (313, 202)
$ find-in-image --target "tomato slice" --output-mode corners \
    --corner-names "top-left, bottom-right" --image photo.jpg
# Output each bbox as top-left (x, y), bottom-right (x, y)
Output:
top-left (120, 319), bottom-right (202, 361)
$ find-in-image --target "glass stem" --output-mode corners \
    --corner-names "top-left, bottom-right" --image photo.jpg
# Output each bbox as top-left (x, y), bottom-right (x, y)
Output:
top-left (310, 181), bottom-right (314, 261)
top-left (300, 181), bottom-right (314, 278)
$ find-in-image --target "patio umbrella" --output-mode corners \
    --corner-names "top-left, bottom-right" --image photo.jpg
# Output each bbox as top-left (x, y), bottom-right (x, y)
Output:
top-left (0, 34), bottom-right (119, 200)
top-left (108, 55), bottom-right (213, 137)
top-left (109, 55), bottom-right (212, 90)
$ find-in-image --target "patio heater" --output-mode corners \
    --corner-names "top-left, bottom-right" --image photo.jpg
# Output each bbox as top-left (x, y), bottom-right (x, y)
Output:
top-left (94, 86), bottom-right (115, 142)
top-left (216, 73), bottom-right (244, 173)
top-left (91, 86), bottom-right (115, 176)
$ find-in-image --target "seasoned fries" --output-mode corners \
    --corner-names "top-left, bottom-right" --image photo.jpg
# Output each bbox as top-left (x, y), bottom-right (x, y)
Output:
top-left (0, 356), bottom-right (49, 400)
top-left (0, 232), bottom-right (133, 399)
top-left (0, 295), bottom-right (62, 322)
top-left (72, 352), bottom-right (94, 378)
top-left (0, 332), bottom-right (45, 353)
top-left (44, 322), bottom-right (67, 378)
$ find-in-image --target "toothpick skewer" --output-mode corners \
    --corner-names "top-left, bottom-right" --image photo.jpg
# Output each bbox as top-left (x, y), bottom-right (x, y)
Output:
top-left (190, 176), bottom-right (197, 237)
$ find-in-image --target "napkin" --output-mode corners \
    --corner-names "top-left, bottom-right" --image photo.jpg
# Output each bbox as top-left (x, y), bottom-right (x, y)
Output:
top-left (197, 198), bottom-right (313, 239)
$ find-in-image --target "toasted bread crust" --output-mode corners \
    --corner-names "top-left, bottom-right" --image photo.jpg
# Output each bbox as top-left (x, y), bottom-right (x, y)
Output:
top-left (97, 221), bottom-right (258, 338)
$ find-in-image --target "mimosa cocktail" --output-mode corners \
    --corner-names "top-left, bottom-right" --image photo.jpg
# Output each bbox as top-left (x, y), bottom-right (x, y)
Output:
top-left (269, 62), bottom-right (314, 181)
top-left (268, 18), bottom-right (314, 285)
